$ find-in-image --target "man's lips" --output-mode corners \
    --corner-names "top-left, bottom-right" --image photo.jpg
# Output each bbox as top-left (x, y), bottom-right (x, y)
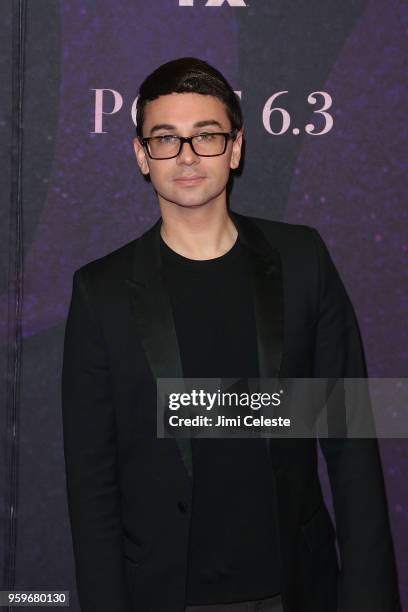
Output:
top-left (174, 176), bottom-right (205, 183)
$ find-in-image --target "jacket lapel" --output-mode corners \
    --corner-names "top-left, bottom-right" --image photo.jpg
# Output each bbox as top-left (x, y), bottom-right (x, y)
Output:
top-left (125, 212), bottom-right (284, 481)
top-left (124, 218), bottom-right (193, 479)
top-left (230, 211), bottom-right (284, 380)
top-left (125, 218), bottom-right (183, 379)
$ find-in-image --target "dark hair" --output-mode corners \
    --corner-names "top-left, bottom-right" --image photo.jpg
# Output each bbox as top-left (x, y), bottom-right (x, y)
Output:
top-left (135, 57), bottom-right (243, 139)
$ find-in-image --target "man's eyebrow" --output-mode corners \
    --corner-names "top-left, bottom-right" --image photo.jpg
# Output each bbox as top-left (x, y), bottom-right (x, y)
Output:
top-left (149, 120), bottom-right (224, 135)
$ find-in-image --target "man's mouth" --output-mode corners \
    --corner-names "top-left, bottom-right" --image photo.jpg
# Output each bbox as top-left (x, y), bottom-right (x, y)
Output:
top-left (174, 176), bottom-right (205, 185)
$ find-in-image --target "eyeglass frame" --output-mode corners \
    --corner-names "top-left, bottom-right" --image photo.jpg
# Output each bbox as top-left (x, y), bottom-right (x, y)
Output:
top-left (139, 128), bottom-right (238, 160)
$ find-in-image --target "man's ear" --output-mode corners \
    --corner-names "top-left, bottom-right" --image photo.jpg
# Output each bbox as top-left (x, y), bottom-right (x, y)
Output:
top-left (133, 136), bottom-right (150, 176)
top-left (230, 128), bottom-right (243, 170)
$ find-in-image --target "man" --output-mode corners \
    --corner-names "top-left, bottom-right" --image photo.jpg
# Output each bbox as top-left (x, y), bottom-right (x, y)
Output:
top-left (61, 57), bottom-right (401, 612)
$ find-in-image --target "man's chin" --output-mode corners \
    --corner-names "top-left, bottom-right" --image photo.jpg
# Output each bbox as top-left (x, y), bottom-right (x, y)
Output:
top-left (159, 194), bottom-right (217, 209)
top-left (174, 201), bottom-right (211, 209)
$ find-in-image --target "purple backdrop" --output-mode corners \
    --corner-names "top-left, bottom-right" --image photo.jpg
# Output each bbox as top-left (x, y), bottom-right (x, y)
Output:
top-left (1, 0), bottom-right (406, 609)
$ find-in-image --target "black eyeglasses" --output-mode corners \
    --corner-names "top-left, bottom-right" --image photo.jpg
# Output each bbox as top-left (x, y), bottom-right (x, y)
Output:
top-left (140, 129), bottom-right (238, 160)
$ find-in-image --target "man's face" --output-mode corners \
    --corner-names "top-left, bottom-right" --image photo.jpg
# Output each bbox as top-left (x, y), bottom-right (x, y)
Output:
top-left (133, 92), bottom-right (243, 210)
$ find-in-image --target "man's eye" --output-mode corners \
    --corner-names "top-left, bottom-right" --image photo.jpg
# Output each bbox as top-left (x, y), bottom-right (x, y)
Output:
top-left (195, 133), bottom-right (215, 142)
top-left (157, 135), bottom-right (177, 143)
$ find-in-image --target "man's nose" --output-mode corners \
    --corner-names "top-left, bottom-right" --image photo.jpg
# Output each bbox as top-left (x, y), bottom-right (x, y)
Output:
top-left (176, 140), bottom-right (200, 164)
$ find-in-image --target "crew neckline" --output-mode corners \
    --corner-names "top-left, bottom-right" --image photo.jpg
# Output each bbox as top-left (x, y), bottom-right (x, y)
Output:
top-left (160, 233), bottom-right (242, 269)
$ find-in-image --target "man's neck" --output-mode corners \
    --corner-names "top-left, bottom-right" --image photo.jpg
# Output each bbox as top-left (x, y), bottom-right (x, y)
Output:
top-left (159, 203), bottom-right (238, 261)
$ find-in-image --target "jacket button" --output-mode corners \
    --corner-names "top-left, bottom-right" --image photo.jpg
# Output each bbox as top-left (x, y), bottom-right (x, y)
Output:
top-left (177, 501), bottom-right (188, 513)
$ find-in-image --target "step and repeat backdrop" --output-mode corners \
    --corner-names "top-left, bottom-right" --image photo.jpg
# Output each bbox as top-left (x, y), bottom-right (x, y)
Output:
top-left (1, 0), bottom-right (407, 609)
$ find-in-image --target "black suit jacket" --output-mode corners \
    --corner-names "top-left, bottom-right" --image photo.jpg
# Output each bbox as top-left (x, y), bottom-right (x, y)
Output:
top-left (61, 211), bottom-right (401, 612)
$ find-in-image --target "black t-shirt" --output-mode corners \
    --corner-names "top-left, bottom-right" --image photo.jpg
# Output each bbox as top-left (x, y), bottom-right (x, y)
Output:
top-left (160, 233), bottom-right (281, 605)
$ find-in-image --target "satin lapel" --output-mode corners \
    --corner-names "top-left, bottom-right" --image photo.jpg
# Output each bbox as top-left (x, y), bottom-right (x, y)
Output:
top-left (229, 212), bottom-right (284, 377)
top-left (124, 218), bottom-right (193, 480)
top-left (230, 212), bottom-right (284, 458)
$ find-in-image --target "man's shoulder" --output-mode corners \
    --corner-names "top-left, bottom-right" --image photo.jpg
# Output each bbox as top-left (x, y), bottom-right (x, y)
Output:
top-left (236, 211), bottom-right (320, 250)
top-left (73, 218), bottom-right (158, 283)
top-left (74, 239), bottom-right (136, 283)
top-left (242, 212), bottom-right (314, 234)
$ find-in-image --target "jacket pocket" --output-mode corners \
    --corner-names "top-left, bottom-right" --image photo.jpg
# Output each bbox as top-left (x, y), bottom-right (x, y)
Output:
top-left (300, 504), bottom-right (336, 552)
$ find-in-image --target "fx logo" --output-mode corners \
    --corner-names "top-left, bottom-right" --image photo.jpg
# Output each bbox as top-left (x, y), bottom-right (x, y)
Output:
top-left (179, 0), bottom-right (247, 6)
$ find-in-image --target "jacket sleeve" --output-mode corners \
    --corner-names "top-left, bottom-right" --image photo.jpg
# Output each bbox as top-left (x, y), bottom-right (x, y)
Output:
top-left (61, 268), bottom-right (133, 612)
top-left (310, 229), bottom-right (402, 612)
